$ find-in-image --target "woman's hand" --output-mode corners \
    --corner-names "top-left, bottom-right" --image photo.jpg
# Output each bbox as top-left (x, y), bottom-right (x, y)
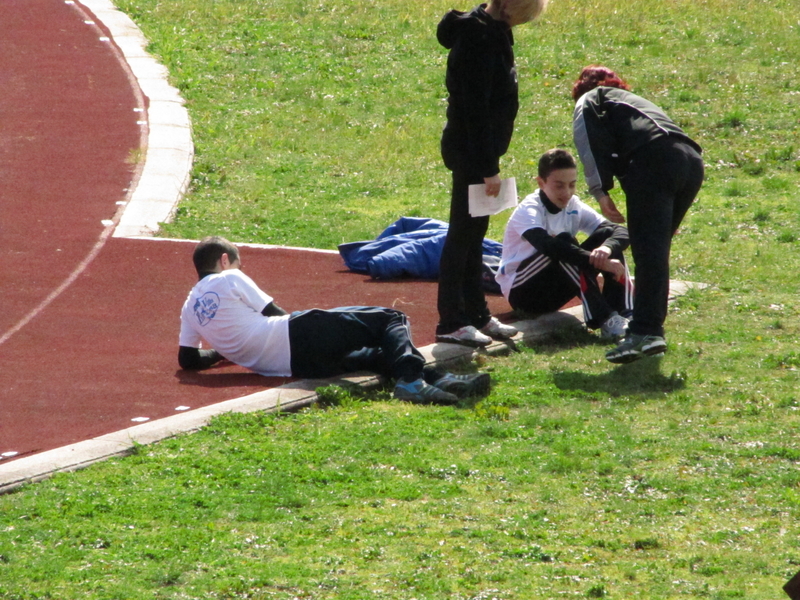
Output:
top-left (598, 194), bottom-right (625, 223)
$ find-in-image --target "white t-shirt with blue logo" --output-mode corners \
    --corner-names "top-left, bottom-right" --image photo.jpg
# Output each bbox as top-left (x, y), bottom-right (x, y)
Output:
top-left (179, 269), bottom-right (292, 376)
top-left (496, 190), bottom-right (604, 298)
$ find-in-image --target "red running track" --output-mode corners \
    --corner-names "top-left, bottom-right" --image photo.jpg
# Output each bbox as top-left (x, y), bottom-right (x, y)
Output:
top-left (0, 0), bottom-right (515, 462)
top-left (0, 0), bottom-right (144, 336)
top-left (0, 237), bottom-right (513, 461)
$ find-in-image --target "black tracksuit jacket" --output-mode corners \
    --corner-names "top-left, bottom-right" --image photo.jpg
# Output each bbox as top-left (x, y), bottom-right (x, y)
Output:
top-left (573, 86), bottom-right (702, 201)
top-left (438, 4), bottom-right (518, 178)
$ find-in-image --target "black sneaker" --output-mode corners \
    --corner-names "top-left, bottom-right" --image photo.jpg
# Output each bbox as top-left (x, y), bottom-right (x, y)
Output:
top-left (606, 333), bottom-right (667, 364)
top-left (433, 372), bottom-right (491, 398)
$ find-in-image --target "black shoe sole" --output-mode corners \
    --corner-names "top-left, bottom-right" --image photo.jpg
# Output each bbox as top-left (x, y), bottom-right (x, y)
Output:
top-left (606, 346), bottom-right (667, 364)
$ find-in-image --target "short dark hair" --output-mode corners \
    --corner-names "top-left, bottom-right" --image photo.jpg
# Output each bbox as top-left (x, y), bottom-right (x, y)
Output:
top-left (192, 236), bottom-right (239, 278)
top-left (571, 65), bottom-right (631, 101)
top-left (538, 148), bottom-right (577, 180)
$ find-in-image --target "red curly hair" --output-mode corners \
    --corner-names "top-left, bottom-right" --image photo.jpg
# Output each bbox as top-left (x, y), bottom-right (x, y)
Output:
top-left (571, 65), bottom-right (631, 101)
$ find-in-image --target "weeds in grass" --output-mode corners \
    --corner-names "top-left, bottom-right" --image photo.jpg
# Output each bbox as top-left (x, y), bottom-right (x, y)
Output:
top-left (315, 384), bottom-right (363, 407)
top-left (753, 209), bottom-right (771, 223)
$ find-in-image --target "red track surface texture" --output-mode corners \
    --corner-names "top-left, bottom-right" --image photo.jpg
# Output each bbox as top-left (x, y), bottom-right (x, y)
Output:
top-left (0, 1), bottom-right (515, 462)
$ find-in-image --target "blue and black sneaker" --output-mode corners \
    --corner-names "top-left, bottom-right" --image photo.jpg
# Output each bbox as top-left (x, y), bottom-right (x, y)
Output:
top-left (394, 378), bottom-right (459, 404)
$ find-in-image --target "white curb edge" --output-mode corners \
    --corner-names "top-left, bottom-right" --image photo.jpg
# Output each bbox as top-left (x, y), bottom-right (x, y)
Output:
top-left (78, 0), bottom-right (193, 239)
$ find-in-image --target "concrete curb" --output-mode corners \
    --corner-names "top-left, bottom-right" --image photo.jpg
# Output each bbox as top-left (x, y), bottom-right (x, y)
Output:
top-left (77, 0), bottom-right (193, 239)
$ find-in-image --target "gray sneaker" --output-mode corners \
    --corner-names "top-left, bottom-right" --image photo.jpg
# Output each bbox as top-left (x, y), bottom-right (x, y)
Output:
top-left (394, 378), bottom-right (459, 404)
top-left (433, 372), bottom-right (491, 398)
top-left (600, 312), bottom-right (629, 341)
top-left (606, 333), bottom-right (667, 364)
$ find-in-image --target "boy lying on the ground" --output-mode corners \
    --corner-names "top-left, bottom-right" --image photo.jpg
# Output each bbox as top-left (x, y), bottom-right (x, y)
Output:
top-left (178, 236), bottom-right (490, 404)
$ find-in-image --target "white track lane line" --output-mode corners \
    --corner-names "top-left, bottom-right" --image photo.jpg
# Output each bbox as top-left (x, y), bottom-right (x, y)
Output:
top-left (0, 223), bottom-right (116, 348)
top-left (0, 0), bottom-right (152, 348)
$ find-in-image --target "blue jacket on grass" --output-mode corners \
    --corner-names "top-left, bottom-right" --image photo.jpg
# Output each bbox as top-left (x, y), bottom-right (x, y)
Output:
top-left (338, 217), bottom-right (502, 286)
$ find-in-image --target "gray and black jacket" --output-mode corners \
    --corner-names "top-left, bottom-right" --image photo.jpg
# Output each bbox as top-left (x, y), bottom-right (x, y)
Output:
top-left (573, 87), bottom-right (702, 200)
top-left (438, 4), bottom-right (518, 178)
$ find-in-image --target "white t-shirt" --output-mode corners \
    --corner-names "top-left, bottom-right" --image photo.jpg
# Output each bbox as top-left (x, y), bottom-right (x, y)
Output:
top-left (495, 190), bottom-right (605, 298)
top-left (179, 269), bottom-right (292, 376)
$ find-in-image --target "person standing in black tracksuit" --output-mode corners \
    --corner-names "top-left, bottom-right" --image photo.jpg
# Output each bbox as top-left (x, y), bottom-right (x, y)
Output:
top-left (435, 0), bottom-right (548, 348)
top-left (571, 65), bottom-right (704, 364)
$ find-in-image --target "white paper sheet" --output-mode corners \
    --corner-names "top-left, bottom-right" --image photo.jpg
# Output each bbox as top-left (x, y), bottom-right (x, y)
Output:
top-left (468, 177), bottom-right (518, 217)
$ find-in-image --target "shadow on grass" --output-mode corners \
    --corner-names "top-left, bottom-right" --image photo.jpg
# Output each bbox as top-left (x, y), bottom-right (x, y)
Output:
top-left (515, 326), bottom-right (687, 398)
top-left (552, 357), bottom-right (686, 398)
top-left (523, 325), bottom-right (608, 352)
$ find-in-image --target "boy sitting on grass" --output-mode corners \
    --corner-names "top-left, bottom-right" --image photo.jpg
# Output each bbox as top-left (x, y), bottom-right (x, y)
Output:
top-left (495, 149), bottom-right (634, 339)
top-left (178, 236), bottom-right (490, 404)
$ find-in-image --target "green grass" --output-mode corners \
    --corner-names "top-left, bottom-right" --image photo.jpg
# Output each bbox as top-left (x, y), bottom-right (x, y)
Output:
top-left (2, 337), bottom-right (799, 598)
top-left (2, 0), bottom-right (800, 598)
top-left (114, 0), bottom-right (800, 249)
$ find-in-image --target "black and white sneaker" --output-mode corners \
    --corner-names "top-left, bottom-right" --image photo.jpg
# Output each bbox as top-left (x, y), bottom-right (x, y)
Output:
top-left (480, 316), bottom-right (518, 340)
top-left (433, 372), bottom-right (491, 398)
top-left (600, 312), bottom-right (629, 341)
top-left (606, 333), bottom-right (667, 364)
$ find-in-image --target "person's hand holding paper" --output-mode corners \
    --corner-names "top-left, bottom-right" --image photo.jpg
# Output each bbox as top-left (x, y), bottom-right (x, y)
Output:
top-left (468, 177), bottom-right (518, 217)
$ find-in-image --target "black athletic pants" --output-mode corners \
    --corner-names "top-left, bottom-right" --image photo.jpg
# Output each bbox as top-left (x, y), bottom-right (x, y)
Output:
top-left (620, 136), bottom-right (704, 337)
top-left (288, 307), bottom-right (425, 382)
top-left (507, 229), bottom-right (634, 329)
top-left (436, 169), bottom-right (492, 335)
